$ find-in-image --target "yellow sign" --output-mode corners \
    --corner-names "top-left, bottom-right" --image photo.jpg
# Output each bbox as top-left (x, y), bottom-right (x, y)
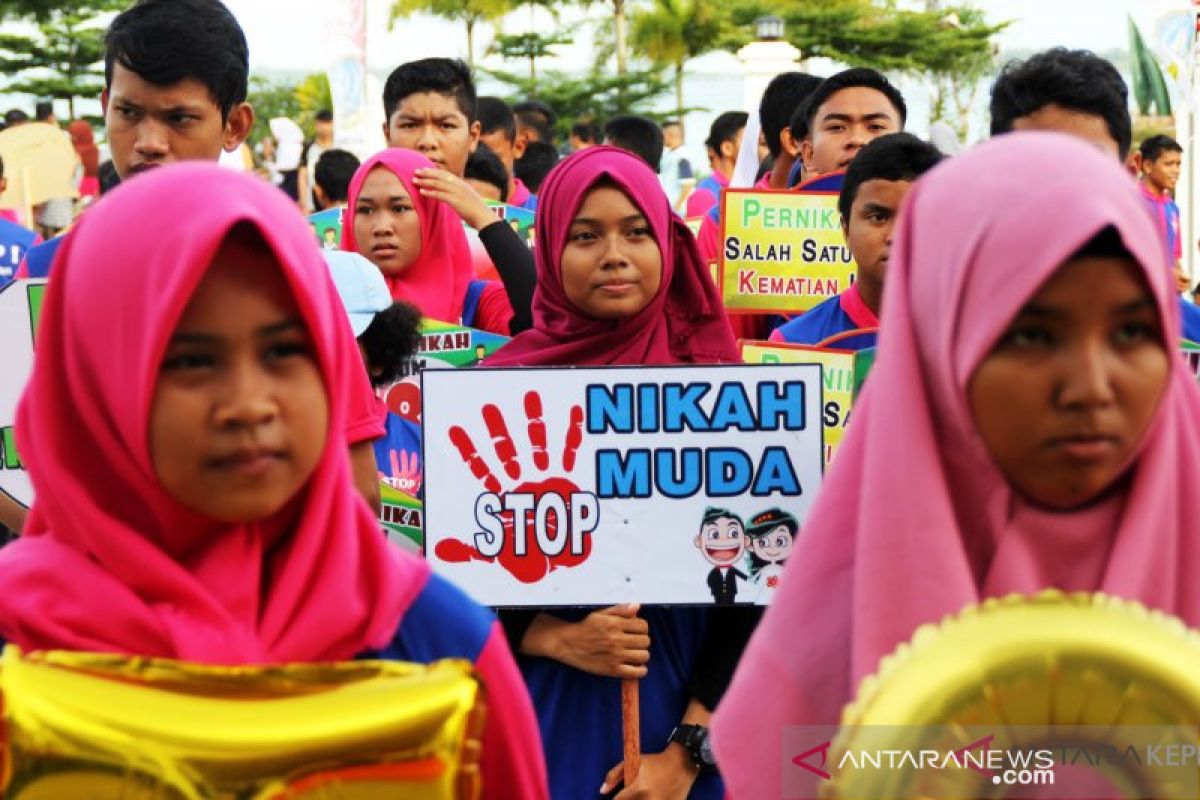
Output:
top-left (720, 189), bottom-right (856, 314)
top-left (742, 341), bottom-right (856, 465)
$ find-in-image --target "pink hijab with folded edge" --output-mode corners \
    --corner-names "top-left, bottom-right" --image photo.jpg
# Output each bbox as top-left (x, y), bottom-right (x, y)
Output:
top-left (713, 133), bottom-right (1200, 799)
top-left (484, 145), bottom-right (738, 366)
top-left (0, 162), bottom-right (426, 664)
top-left (341, 148), bottom-right (474, 324)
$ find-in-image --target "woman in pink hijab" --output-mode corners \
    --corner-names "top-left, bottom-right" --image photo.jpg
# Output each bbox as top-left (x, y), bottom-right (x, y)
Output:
top-left (486, 144), bottom-right (738, 367)
top-left (0, 162), bottom-right (547, 799)
top-left (342, 147), bottom-right (528, 335)
top-left (712, 132), bottom-right (1200, 798)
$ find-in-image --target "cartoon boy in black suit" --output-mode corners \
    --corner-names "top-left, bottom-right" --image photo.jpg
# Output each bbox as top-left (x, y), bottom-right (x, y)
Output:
top-left (695, 507), bottom-right (747, 605)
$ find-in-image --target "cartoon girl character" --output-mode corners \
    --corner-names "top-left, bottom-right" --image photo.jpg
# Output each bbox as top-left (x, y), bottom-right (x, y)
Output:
top-left (745, 508), bottom-right (798, 589)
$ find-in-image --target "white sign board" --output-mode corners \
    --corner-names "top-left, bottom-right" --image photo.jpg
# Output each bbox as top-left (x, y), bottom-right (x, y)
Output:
top-left (422, 364), bottom-right (824, 607)
top-left (0, 279), bottom-right (43, 509)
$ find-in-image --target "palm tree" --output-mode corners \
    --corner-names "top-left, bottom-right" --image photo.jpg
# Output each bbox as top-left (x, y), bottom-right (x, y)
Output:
top-left (630, 0), bottom-right (723, 122)
top-left (389, 0), bottom-right (513, 67)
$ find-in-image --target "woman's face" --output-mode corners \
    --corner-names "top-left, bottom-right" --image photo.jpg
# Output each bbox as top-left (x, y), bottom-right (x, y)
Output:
top-left (560, 184), bottom-right (663, 320)
top-left (968, 254), bottom-right (1169, 510)
top-left (353, 166), bottom-right (423, 276)
top-left (149, 233), bottom-right (329, 523)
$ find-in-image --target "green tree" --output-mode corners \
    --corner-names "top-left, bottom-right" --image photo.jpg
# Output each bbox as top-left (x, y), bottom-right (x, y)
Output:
top-left (0, 0), bottom-right (126, 118)
top-left (493, 32), bottom-right (573, 93)
top-left (630, 0), bottom-right (724, 123)
top-left (916, 7), bottom-right (1006, 139)
top-left (1128, 16), bottom-right (1172, 118)
top-left (294, 72), bottom-right (333, 133)
top-left (485, 66), bottom-right (673, 137)
top-left (721, 0), bottom-right (1004, 73)
top-left (247, 77), bottom-right (304, 145)
top-left (720, 0), bottom-right (1006, 138)
top-left (388, 0), bottom-right (513, 67)
top-left (582, 0), bottom-right (635, 80)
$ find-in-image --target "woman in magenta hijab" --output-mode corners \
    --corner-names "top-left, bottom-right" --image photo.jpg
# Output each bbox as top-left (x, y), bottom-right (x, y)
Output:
top-left (487, 146), bottom-right (742, 800)
top-left (486, 146), bottom-right (737, 367)
top-left (712, 132), bottom-right (1200, 798)
top-left (0, 163), bottom-right (547, 800)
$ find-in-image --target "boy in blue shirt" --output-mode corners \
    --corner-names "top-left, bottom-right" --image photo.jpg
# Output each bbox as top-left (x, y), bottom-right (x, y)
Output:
top-left (0, 156), bottom-right (40, 289)
top-left (772, 133), bottom-right (943, 349)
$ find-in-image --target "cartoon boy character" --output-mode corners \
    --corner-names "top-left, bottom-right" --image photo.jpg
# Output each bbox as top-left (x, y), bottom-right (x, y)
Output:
top-left (694, 507), bottom-right (747, 605)
top-left (745, 508), bottom-right (798, 589)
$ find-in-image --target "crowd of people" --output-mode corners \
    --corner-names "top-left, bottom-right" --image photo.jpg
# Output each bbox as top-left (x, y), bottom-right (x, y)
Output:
top-left (0, 0), bottom-right (1197, 798)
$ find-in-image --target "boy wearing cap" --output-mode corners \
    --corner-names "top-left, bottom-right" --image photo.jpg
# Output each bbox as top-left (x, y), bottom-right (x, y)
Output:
top-left (325, 252), bottom-right (424, 495)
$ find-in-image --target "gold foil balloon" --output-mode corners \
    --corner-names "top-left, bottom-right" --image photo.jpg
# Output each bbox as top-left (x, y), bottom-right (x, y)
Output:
top-left (0, 646), bottom-right (484, 798)
top-left (825, 592), bottom-right (1200, 800)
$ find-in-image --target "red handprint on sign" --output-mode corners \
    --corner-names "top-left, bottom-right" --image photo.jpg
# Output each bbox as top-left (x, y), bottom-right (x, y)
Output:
top-left (435, 390), bottom-right (596, 584)
top-left (380, 448), bottom-right (421, 495)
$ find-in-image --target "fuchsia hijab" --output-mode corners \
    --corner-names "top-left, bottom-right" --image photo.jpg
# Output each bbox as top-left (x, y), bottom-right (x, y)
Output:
top-left (0, 163), bottom-right (426, 664)
top-left (713, 134), bottom-right (1200, 798)
top-left (485, 145), bottom-right (738, 366)
top-left (341, 148), bottom-right (474, 324)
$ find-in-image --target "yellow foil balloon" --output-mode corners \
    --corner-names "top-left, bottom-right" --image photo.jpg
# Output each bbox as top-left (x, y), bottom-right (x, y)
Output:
top-left (0, 646), bottom-right (485, 798)
top-left (825, 591), bottom-right (1200, 800)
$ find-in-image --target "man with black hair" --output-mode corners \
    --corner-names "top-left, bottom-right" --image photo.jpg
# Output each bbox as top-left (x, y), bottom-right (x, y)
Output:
top-left (990, 47), bottom-right (1131, 160)
top-left (513, 99), bottom-right (556, 146)
top-left (686, 111), bottom-right (747, 217)
top-left (659, 120), bottom-right (694, 211)
top-left (305, 109), bottom-right (335, 211)
top-left (3, 109), bottom-right (28, 127)
top-left (513, 141), bottom-right (558, 195)
top-left (757, 72), bottom-right (822, 190)
top-left (103, 0), bottom-right (253, 178)
top-left (799, 67), bottom-right (906, 178)
top-left (987, 49), bottom-right (1200, 330)
top-left (464, 143), bottom-right (509, 202)
top-left (603, 115), bottom-right (664, 172)
top-left (312, 148), bottom-right (361, 210)
top-left (34, 101), bottom-right (55, 125)
top-left (382, 57), bottom-right (480, 178)
top-left (476, 97), bottom-right (536, 209)
top-left (1138, 135), bottom-right (1184, 280)
top-left (569, 121), bottom-right (601, 152)
top-left (19, 0), bottom-right (253, 281)
top-left (773, 133), bottom-right (943, 348)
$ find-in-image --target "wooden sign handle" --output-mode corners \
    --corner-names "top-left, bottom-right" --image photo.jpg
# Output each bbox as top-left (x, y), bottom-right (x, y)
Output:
top-left (621, 676), bottom-right (641, 788)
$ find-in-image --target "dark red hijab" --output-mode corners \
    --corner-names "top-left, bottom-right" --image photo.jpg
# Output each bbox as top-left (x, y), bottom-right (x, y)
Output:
top-left (485, 146), bottom-right (738, 366)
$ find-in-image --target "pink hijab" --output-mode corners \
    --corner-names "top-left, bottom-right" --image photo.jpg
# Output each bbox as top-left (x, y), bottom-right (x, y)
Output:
top-left (341, 148), bottom-right (474, 324)
top-left (484, 145), bottom-right (738, 366)
top-left (712, 133), bottom-right (1200, 797)
top-left (0, 163), bottom-right (426, 664)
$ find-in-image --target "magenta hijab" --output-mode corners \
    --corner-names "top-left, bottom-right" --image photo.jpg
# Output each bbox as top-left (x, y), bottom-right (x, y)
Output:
top-left (485, 145), bottom-right (738, 366)
top-left (713, 133), bottom-right (1200, 797)
top-left (341, 148), bottom-right (474, 324)
top-left (0, 163), bottom-right (426, 663)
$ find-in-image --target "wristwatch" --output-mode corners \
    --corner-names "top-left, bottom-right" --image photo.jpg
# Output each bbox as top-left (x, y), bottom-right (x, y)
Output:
top-left (668, 724), bottom-right (717, 773)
